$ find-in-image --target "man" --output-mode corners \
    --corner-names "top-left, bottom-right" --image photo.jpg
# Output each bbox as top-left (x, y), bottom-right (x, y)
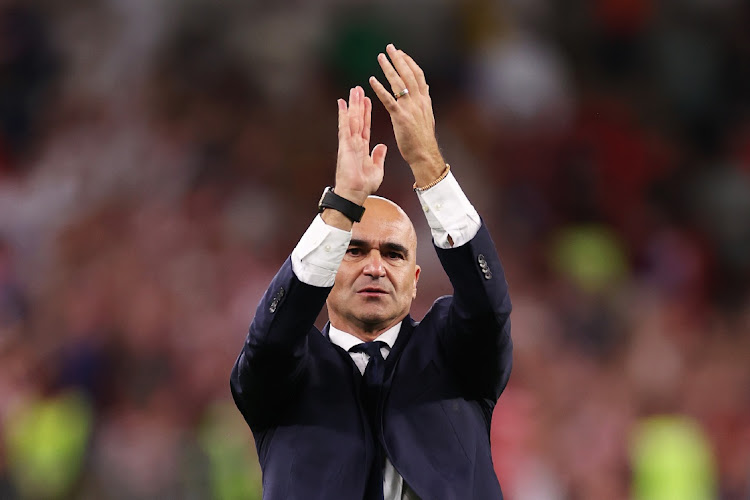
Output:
top-left (231, 45), bottom-right (513, 499)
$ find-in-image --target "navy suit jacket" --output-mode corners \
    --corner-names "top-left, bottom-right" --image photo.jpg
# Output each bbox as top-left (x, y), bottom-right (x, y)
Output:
top-left (230, 222), bottom-right (513, 499)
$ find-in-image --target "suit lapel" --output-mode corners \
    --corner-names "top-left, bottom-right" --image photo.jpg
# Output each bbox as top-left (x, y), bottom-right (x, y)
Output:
top-left (383, 315), bottom-right (415, 381)
top-left (379, 316), bottom-right (416, 420)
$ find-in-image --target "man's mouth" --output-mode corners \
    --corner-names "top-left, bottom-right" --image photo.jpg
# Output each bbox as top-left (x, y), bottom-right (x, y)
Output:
top-left (357, 287), bottom-right (389, 296)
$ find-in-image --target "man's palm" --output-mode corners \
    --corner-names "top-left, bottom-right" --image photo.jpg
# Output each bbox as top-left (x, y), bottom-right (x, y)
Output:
top-left (336, 86), bottom-right (386, 203)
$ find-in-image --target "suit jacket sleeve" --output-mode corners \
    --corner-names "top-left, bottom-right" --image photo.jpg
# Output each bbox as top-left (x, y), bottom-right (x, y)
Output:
top-left (433, 219), bottom-right (513, 403)
top-left (230, 257), bottom-right (330, 430)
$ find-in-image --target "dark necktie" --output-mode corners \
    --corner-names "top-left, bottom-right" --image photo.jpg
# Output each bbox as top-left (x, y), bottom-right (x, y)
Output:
top-left (351, 341), bottom-right (387, 414)
top-left (350, 341), bottom-right (387, 500)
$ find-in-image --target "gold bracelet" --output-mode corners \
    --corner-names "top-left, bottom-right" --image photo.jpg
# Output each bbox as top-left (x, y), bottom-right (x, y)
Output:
top-left (413, 164), bottom-right (450, 192)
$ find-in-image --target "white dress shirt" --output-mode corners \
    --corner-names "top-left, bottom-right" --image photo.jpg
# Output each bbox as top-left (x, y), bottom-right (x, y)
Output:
top-left (290, 171), bottom-right (480, 500)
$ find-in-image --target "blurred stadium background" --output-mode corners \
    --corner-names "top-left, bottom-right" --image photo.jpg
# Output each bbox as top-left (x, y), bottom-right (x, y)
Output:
top-left (1, 0), bottom-right (749, 498)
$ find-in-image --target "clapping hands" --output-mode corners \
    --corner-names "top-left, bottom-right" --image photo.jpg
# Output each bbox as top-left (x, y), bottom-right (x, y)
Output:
top-left (332, 44), bottom-right (446, 211)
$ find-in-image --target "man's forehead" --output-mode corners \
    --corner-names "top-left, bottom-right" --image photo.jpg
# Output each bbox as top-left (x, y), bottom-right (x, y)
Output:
top-left (352, 202), bottom-right (416, 247)
top-left (351, 218), bottom-right (412, 242)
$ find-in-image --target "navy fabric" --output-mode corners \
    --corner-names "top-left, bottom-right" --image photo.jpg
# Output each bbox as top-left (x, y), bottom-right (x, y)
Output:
top-left (231, 221), bottom-right (513, 500)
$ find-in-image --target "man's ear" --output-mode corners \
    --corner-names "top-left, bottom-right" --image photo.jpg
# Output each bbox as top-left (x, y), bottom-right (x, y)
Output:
top-left (413, 265), bottom-right (421, 298)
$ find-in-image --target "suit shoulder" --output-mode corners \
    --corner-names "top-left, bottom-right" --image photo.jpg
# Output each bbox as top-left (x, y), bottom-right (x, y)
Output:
top-left (415, 295), bottom-right (453, 326)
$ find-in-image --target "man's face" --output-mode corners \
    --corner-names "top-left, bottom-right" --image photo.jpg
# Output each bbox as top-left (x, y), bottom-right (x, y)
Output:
top-left (327, 197), bottom-right (420, 339)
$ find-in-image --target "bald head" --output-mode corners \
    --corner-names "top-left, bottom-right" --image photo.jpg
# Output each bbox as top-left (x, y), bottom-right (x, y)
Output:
top-left (360, 196), bottom-right (417, 252)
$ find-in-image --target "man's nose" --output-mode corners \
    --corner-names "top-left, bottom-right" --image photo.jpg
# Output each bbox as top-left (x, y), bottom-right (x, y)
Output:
top-left (363, 251), bottom-right (386, 278)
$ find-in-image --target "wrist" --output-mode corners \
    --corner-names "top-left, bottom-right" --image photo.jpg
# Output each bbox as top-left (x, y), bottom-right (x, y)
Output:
top-left (321, 208), bottom-right (354, 231)
top-left (410, 154), bottom-right (446, 187)
top-left (318, 187), bottom-right (366, 226)
top-left (332, 187), bottom-right (368, 206)
top-left (414, 163), bottom-right (450, 192)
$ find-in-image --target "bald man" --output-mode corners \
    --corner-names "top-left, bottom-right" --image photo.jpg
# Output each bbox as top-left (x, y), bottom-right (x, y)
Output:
top-left (231, 45), bottom-right (513, 500)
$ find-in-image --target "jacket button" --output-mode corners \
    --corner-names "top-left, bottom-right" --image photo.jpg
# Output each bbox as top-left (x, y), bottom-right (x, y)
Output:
top-left (269, 287), bottom-right (285, 313)
top-left (478, 254), bottom-right (487, 265)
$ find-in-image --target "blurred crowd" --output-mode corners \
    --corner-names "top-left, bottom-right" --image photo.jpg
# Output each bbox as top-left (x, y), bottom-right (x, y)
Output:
top-left (1, 0), bottom-right (749, 498)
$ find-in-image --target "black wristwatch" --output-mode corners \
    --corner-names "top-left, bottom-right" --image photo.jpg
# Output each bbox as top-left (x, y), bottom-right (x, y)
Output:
top-left (317, 187), bottom-right (366, 223)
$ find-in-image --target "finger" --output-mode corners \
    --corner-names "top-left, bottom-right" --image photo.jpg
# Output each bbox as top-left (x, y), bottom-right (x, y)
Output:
top-left (337, 98), bottom-right (350, 141)
top-left (371, 143), bottom-right (387, 169)
top-left (363, 96), bottom-right (372, 144)
top-left (403, 53), bottom-right (429, 97)
top-left (345, 87), bottom-right (355, 138)
top-left (348, 87), bottom-right (362, 138)
top-left (387, 44), bottom-right (418, 96)
top-left (377, 52), bottom-right (406, 95)
top-left (355, 86), bottom-right (365, 138)
top-left (369, 76), bottom-right (398, 114)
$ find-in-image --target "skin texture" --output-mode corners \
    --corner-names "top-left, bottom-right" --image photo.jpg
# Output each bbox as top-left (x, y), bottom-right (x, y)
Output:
top-left (326, 197), bottom-right (421, 342)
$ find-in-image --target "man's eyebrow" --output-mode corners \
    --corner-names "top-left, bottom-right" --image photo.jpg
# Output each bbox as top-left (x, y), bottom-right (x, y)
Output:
top-left (348, 239), bottom-right (370, 248)
top-left (348, 239), bottom-right (410, 258)
top-left (382, 242), bottom-right (409, 258)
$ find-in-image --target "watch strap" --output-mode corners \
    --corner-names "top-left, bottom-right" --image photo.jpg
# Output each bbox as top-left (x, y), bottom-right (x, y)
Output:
top-left (317, 187), bottom-right (366, 223)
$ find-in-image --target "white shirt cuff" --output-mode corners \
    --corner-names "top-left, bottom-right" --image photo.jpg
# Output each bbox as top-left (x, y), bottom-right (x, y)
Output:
top-left (416, 171), bottom-right (481, 248)
top-left (291, 215), bottom-right (351, 287)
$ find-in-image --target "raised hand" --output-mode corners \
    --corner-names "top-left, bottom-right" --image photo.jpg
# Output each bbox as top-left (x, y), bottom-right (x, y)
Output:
top-left (369, 45), bottom-right (445, 187)
top-left (334, 86), bottom-right (387, 206)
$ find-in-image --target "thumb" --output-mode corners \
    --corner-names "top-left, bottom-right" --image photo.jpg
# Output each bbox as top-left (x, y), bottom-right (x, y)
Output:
top-left (371, 144), bottom-right (387, 168)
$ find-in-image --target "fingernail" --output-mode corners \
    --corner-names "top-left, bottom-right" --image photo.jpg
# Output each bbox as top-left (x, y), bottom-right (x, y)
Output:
top-left (387, 43), bottom-right (395, 50)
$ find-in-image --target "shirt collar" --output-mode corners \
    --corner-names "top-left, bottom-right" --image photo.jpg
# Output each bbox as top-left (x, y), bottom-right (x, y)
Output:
top-left (328, 321), bottom-right (402, 352)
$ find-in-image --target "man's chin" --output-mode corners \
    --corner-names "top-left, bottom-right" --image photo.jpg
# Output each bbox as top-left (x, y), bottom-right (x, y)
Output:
top-left (355, 307), bottom-right (392, 327)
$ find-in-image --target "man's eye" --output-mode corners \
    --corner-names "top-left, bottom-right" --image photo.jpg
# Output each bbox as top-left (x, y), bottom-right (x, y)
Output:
top-left (387, 252), bottom-right (404, 260)
top-left (347, 248), bottom-right (361, 256)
